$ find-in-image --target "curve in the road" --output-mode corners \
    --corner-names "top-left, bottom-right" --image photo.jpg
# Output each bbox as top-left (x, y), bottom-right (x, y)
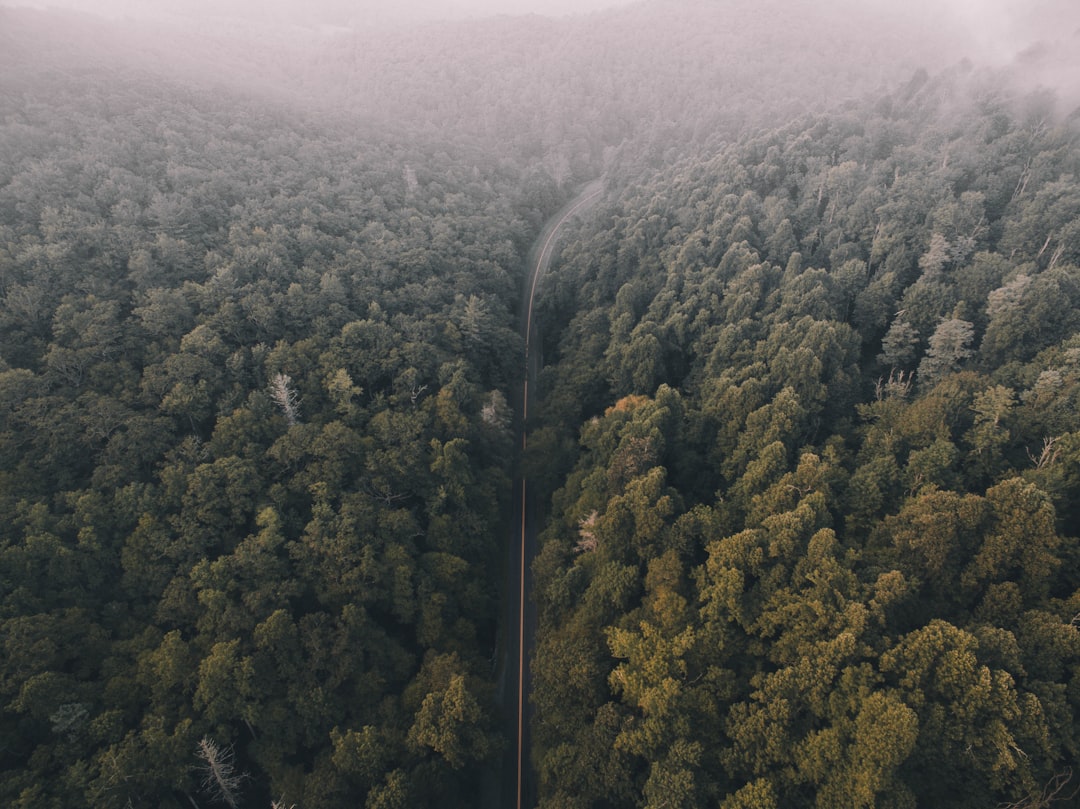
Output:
top-left (510, 181), bottom-right (602, 809)
top-left (524, 184), bottom-right (605, 376)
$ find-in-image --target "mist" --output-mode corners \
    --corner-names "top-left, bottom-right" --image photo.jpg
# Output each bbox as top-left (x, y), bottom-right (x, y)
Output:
top-left (4, 0), bottom-right (1080, 806)
top-left (5, 0), bottom-right (1078, 172)
top-left (0, 0), bottom-right (638, 26)
top-left (4, 0), bottom-right (1079, 92)
top-left (1, 0), bottom-right (1077, 44)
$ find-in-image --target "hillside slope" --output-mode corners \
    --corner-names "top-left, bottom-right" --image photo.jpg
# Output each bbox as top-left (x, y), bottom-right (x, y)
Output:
top-left (528, 63), bottom-right (1080, 809)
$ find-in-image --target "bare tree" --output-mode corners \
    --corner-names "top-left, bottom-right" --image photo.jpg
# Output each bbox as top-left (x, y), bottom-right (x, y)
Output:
top-left (874, 369), bottom-right (913, 401)
top-left (1027, 436), bottom-right (1061, 470)
top-left (195, 737), bottom-right (246, 809)
top-left (268, 373), bottom-right (301, 426)
top-left (576, 510), bottom-right (599, 553)
top-left (999, 768), bottom-right (1077, 808)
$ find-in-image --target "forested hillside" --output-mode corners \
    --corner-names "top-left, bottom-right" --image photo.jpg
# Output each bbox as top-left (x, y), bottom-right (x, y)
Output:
top-left (305, 0), bottom-right (954, 178)
top-left (1, 0), bottom-right (967, 183)
top-left (0, 66), bottom-right (544, 807)
top-left (529, 66), bottom-right (1080, 808)
top-left (2, 1), bottom-right (1080, 808)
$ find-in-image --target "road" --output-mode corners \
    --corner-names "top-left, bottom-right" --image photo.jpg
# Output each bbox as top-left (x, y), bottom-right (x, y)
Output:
top-left (499, 180), bottom-right (603, 809)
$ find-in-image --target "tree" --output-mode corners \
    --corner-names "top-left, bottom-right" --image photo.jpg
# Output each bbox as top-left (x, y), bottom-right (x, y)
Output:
top-left (917, 232), bottom-right (951, 279)
top-left (193, 639), bottom-right (257, 728)
top-left (879, 619), bottom-right (1048, 803)
top-left (981, 270), bottom-right (1080, 366)
top-left (720, 778), bottom-right (777, 809)
top-left (407, 673), bottom-right (495, 769)
top-left (880, 487), bottom-right (986, 608)
top-left (268, 373), bottom-right (301, 426)
top-left (196, 736), bottom-right (247, 809)
top-left (918, 317), bottom-right (974, 387)
top-left (961, 478), bottom-right (1062, 603)
top-left (878, 317), bottom-right (919, 370)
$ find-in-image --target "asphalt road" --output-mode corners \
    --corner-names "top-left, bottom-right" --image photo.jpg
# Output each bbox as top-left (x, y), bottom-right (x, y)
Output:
top-left (498, 180), bottom-right (603, 809)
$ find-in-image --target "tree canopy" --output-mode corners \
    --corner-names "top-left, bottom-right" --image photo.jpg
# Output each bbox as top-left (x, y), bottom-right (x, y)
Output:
top-left (530, 64), bottom-right (1080, 809)
top-left (2, 1), bottom-right (1080, 807)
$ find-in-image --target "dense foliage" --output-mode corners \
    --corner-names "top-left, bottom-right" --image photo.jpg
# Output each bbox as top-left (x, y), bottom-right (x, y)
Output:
top-left (530, 67), bottom-right (1080, 808)
top-left (3, 2), bottom-right (1080, 808)
top-left (0, 68), bottom-right (544, 807)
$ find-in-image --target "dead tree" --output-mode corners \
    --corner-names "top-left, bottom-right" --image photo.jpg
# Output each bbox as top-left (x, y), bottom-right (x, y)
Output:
top-left (195, 737), bottom-right (246, 809)
top-left (998, 768), bottom-right (1077, 808)
top-left (268, 373), bottom-right (301, 426)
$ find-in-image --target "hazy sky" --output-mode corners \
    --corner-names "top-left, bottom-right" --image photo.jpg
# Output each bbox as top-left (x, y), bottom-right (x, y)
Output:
top-left (0, 0), bottom-right (639, 23)
top-left (2, 0), bottom-right (1078, 61)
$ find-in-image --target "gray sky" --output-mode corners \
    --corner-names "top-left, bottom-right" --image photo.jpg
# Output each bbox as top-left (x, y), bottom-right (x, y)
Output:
top-left (0, 0), bottom-right (639, 24)
top-left (2, 0), bottom-right (1077, 62)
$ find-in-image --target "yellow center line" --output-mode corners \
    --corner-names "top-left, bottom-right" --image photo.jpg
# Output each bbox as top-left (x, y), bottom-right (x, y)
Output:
top-left (517, 474), bottom-right (527, 809)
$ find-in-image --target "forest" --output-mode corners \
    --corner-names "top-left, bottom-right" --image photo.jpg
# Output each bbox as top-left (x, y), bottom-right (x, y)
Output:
top-left (1, 0), bottom-right (1079, 807)
top-left (0, 56), bottom-right (541, 809)
top-left (530, 64), bottom-right (1080, 809)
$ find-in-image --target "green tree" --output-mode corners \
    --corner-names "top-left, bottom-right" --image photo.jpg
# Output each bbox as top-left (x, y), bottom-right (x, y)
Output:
top-left (918, 317), bottom-right (974, 387)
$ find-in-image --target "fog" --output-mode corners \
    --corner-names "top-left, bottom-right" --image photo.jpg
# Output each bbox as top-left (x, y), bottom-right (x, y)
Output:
top-left (3, 0), bottom-right (1077, 122)
top-left (941, 0), bottom-right (1080, 62)
top-left (0, 0), bottom-right (638, 26)
top-left (2, 0), bottom-right (1077, 69)
top-left (1, 0), bottom-right (1078, 47)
